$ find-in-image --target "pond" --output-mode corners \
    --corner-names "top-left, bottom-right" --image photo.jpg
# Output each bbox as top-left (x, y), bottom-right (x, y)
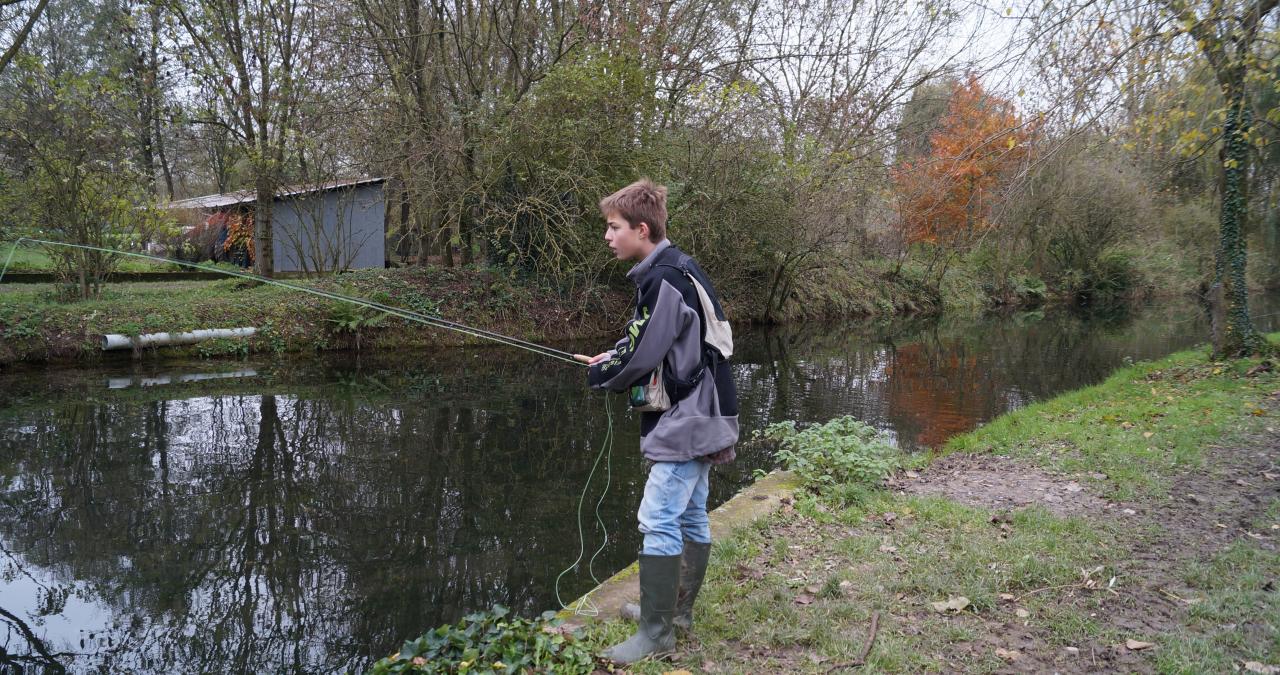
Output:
top-left (3, 296), bottom-right (1278, 673)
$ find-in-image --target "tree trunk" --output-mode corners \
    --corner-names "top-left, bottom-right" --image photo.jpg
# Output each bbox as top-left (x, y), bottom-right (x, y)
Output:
top-left (254, 180), bottom-right (275, 278)
top-left (442, 218), bottom-right (455, 267)
top-left (1213, 96), bottom-right (1263, 357)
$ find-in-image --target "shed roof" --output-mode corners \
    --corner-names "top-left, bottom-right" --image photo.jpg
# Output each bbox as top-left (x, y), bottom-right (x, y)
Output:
top-left (167, 176), bottom-right (387, 211)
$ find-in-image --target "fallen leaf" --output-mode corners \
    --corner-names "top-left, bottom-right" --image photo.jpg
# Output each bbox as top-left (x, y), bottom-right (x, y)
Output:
top-left (998, 593), bottom-right (1016, 601)
top-left (931, 596), bottom-right (970, 613)
top-left (794, 593), bottom-right (814, 605)
top-left (804, 584), bottom-right (821, 594)
top-left (878, 544), bottom-right (898, 554)
top-left (663, 670), bottom-right (694, 675)
top-left (733, 564), bottom-right (765, 581)
top-left (1243, 662), bottom-right (1280, 674)
top-left (905, 470), bottom-right (920, 479)
top-left (1125, 639), bottom-right (1155, 651)
top-left (1143, 431), bottom-right (1154, 438)
top-left (995, 647), bottom-right (1021, 661)
top-left (1015, 608), bottom-right (1030, 619)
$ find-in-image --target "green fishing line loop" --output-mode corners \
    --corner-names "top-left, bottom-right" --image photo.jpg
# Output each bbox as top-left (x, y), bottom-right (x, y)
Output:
top-left (554, 390), bottom-right (615, 615)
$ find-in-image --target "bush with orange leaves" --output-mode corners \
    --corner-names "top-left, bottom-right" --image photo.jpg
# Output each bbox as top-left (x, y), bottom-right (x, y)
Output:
top-left (222, 211), bottom-right (255, 263)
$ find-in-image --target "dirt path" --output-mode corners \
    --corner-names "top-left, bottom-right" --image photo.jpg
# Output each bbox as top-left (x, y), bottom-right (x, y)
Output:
top-left (890, 427), bottom-right (1280, 673)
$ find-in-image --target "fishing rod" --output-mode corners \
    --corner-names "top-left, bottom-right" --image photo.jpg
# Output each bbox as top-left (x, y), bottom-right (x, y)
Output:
top-left (1, 237), bottom-right (588, 366)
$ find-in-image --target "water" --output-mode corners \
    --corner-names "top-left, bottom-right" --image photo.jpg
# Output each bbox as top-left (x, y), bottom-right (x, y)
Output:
top-left (2, 297), bottom-right (1278, 673)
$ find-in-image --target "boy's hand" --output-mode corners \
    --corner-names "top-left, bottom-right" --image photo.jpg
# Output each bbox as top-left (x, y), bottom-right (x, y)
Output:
top-left (573, 352), bottom-right (611, 365)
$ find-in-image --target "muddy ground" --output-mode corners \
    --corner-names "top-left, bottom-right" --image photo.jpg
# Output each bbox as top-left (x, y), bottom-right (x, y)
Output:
top-left (884, 432), bottom-right (1279, 672)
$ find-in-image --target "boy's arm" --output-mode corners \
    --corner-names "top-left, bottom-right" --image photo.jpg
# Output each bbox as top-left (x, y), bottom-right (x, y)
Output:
top-left (587, 277), bottom-right (690, 392)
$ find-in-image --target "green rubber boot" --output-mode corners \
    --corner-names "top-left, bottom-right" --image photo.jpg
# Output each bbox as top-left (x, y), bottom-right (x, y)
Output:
top-left (602, 553), bottom-right (681, 664)
top-left (620, 539), bottom-right (712, 633)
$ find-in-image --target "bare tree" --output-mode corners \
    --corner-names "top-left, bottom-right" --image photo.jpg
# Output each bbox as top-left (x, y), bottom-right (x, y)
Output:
top-left (161, 0), bottom-right (319, 278)
top-left (0, 0), bottom-right (50, 75)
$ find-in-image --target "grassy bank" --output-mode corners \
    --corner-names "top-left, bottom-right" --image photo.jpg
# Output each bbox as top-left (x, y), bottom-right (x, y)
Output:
top-left (0, 256), bottom-right (958, 364)
top-left (577, 335), bottom-right (1280, 673)
top-left (4, 243), bottom-right (1267, 365)
top-left (2, 247), bottom-right (174, 273)
top-left (0, 265), bottom-right (629, 365)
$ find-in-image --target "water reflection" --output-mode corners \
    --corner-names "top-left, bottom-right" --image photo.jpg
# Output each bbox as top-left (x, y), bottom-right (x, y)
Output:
top-left (2, 297), bottom-right (1277, 672)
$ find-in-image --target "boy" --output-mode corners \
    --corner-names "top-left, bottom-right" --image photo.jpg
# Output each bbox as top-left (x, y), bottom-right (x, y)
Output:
top-left (573, 178), bottom-right (739, 664)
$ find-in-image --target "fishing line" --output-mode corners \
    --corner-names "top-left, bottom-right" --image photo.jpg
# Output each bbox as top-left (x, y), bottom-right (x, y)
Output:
top-left (0, 237), bottom-right (585, 366)
top-left (554, 391), bottom-right (615, 615)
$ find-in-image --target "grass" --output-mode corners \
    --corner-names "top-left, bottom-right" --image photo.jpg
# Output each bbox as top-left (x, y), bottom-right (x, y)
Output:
top-left (943, 344), bottom-right (1278, 500)
top-left (1, 246), bottom-right (175, 272)
top-left (1157, 542), bottom-right (1280, 673)
top-left (579, 334), bottom-right (1280, 673)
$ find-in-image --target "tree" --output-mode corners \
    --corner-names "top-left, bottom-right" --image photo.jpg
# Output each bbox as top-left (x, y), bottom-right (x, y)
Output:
top-left (1, 58), bottom-right (172, 298)
top-left (892, 74), bottom-right (1032, 284)
top-left (116, 0), bottom-right (176, 198)
top-left (1033, 0), bottom-right (1279, 355)
top-left (1158, 0), bottom-right (1278, 356)
top-left (0, 0), bottom-right (50, 75)
top-left (161, 0), bottom-right (318, 278)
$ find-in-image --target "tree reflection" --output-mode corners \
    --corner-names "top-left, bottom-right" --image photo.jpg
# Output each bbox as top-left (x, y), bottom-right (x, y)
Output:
top-left (0, 356), bottom-right (645, 673)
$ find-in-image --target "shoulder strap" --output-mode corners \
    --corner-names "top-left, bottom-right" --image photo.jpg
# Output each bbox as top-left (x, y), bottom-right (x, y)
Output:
top-left (653, 250), bottom-right (733, 361)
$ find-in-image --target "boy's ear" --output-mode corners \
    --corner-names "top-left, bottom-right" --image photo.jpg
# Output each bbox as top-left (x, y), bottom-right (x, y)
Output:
top-left (636, 221), bottom-right (650, 240)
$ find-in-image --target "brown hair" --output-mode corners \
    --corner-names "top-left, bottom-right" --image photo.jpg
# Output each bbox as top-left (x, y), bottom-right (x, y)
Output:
top-left (599, 178), bottom-right (668, 242)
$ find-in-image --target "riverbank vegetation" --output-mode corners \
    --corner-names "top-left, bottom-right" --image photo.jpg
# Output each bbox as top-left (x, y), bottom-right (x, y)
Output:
top-left (0, 265), bottom-right (631, 364)
top-left (3, 0), bottom-right (1279, 351)
top-left (575, 334), bottom-right (1280, 672)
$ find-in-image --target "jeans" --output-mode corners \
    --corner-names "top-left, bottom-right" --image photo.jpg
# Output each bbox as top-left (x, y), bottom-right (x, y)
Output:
top-left (637, 458), bottom-right (712, 555)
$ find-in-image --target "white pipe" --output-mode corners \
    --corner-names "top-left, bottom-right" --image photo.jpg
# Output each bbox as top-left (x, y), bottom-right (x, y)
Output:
top-left (105, 369), bottom-right (258, 389)
top-left (102, 327), bottom-right (257, 351)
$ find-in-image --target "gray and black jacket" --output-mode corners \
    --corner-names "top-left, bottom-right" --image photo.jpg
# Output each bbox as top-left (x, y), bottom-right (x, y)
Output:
top-left (588, 239), bottom-right (739, 463)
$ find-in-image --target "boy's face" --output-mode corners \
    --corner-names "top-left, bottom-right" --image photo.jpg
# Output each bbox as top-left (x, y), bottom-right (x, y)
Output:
top-left (604, 211), bottom-right (651, 261)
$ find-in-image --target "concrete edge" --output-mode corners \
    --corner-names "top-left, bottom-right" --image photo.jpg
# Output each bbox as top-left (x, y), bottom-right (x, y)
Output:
top-left (557, 469), bottom-right (800, 628)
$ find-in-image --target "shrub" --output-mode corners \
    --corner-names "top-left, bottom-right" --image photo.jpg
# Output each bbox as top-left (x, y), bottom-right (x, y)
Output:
top-left (367, 606), bottom-right (595, 675)
top-left (325, 296), bottom-right (389, 350)
top-left (1006, 139), bottom-right (1153, 304)
top-left (760, 416), bottom-right (899, 490)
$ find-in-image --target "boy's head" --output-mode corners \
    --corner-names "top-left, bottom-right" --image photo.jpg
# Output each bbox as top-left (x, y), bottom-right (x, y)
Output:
top-left (600, 178), bottom-right (667, 261)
